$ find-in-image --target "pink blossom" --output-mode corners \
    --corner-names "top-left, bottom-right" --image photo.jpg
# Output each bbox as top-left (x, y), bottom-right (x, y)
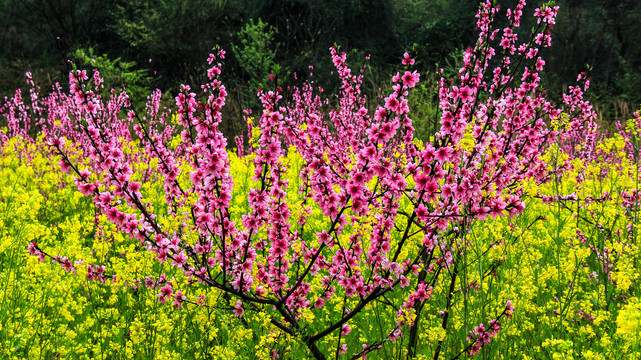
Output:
top-left (156, 284), bottom-right (173, 304)
top-left (402, 52), bottom-right (415, 65)
top-left (401, 71), bottom-right (420, 88)
top-left (341, 324), bottom-right (351, 336)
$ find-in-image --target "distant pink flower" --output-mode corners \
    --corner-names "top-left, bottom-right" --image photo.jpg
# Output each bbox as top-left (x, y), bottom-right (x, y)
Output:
top-left (384, 94), bottom-right (400, 112)
top-left (435, 147), bottom-right (450, 163)
top-left (156, 284), bottom-right (173, 304)
top-left (459, 86), bottom-right (474, 102)
top-left (341, 324), bottom-right (351, 335)
top-left (27, 241), bottom-right (39, 256)
top-left (172, 251), bottom-right (188, 267)
top-left (233, 300), bottom-right (244, 317)
top-left (402, 52), bottom-right (415, 65)
top-left (47, 137), bottom-right (65, 147)
top-left (506, 300), bottom-right (515, 318)
top-left (401, 71), bottom-right (420, 88)
top-left (78, 183), bottom-right (96, 196)
top-left (316, 230), bottom-right (333, 246)
top-left (128, 181), bottom-right (141, 192)
top-left (173, 290), bottom-right (186, 308)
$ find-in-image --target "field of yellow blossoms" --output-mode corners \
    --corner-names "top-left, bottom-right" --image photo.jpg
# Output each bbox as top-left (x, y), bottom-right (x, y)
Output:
top-left (1, 119), bottom-right (639, 359)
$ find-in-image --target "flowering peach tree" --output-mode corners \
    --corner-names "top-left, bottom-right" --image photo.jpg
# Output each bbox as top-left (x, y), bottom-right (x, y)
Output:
top-left (3, 1), bottom-right (598, 358)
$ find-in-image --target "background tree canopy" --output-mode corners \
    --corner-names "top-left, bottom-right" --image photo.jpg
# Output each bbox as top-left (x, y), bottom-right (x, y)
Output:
top-left (2, 0), bottom-right (640, 138)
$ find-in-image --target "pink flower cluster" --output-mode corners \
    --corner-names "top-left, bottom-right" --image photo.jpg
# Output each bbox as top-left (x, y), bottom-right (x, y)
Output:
top-left (465, 319), bottom-right (501, 356)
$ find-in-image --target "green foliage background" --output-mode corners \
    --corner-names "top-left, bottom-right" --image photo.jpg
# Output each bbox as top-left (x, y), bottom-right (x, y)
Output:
top-left (1, 0), bottom-right (640, 137)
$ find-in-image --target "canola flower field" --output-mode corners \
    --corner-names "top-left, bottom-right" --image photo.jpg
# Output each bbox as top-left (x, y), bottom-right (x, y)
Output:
top-left (1, 1), bottom-right (640, 359)
top-left (1, 122), bottom-right (640, 359)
